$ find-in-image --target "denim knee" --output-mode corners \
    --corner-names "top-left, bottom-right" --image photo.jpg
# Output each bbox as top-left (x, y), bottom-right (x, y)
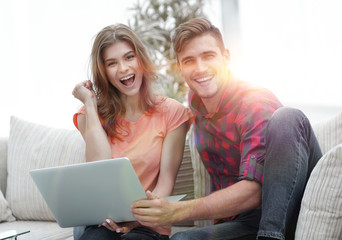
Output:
top-left (171, 231), bottom-right (193, 240)
top-left (73, 226), bottom-right (86, 240)
top-left (266, 107), bottom-right (309, 139)
top-left (269, 107), bottom-right (306, 128)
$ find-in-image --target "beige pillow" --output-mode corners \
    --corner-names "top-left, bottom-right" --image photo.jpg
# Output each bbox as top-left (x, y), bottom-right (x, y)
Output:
top-left (6, 116), bottom-right (85, 220)
top-left (0, 190), bottom-right (15, 222)
top-left (313, 112), bottom-right (342, 154)
top-left (295, 143), bottom-right (342, 239)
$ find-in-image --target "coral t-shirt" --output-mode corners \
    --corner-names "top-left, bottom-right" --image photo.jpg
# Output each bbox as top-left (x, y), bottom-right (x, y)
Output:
top-left (73, 97), bottom-right (191, 235)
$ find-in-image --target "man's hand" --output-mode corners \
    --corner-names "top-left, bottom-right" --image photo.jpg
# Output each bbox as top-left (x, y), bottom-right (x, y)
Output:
top-left (100, 218), bottom-right (140, 233)
top-left (131, 190), bottom-right (176, 228)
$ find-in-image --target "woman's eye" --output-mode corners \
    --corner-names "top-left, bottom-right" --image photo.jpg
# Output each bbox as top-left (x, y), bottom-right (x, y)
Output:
top-left (126, 55), bottom-right (135, 60)
top-left (108, 62), bottom-right (117, 66)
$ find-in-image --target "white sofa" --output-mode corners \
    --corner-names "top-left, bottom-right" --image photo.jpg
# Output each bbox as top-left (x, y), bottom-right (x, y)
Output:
top-left (1, 112), bottom-right (342, 240)
top-left (0, 116), bottom-right (199, 240)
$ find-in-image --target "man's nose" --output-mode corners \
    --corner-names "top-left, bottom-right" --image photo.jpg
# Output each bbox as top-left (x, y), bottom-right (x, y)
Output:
top-left (195, 59), bottom-right (207, 72)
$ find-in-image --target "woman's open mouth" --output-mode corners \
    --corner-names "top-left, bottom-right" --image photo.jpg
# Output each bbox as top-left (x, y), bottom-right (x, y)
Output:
top-left (120, 74), bottom-right (135, 86)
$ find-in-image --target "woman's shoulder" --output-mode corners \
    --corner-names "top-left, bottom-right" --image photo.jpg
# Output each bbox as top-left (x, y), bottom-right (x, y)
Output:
top-left (155, 96), bottom-right (186, 109)
top-left (152, 96), bottom-right (190, 120)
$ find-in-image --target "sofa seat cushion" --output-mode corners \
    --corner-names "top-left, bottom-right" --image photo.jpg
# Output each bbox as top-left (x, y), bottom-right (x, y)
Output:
top-left (0, 221), bottom-right (73, 240)
top-left (6, 116), bottom-right (85, 221)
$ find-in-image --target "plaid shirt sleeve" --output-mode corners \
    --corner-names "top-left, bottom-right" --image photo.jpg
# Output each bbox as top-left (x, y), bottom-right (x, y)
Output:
top-left (237, 97), bottom-right (280, 184)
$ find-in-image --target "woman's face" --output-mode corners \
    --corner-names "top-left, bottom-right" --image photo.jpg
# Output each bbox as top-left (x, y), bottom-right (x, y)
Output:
top-left (103, 41), bottom-right (143, 98)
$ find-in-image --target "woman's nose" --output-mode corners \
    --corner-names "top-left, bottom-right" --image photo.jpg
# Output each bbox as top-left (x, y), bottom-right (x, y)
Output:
top-left (118, 61), bottom-right (128, 72)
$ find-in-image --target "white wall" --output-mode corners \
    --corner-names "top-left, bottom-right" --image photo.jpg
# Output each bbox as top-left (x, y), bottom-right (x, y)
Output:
top-left (1, 0), bottom-right (340, 137)
top-left (230, 0), bottom-right (342, 123)
top-left (0, 0), bottom-right (138, 137)
top-left (0, 0), bottom-right (221, 137)
top-left (0, 1), bottom-right (105, 137)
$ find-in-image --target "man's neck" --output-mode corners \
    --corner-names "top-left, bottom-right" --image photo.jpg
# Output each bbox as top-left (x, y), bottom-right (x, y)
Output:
top-left (202, 84), bottom-right (226, 114)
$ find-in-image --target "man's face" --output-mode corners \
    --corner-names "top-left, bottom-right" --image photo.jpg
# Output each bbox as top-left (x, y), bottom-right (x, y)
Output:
top-left (177, 33), bottom-right (229, 101)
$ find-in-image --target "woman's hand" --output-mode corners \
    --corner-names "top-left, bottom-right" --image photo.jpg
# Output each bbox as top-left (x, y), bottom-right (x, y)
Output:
top-left (72, 80), bottom-right (96, 106)
top-left (100, 218), bottom-right (141, 233)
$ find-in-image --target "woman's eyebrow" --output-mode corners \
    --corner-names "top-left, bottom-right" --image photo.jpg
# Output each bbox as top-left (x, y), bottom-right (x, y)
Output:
top-left (104, 50), bottom-right (135, 62)
top-left (123, 50), bottom-right (135, 56)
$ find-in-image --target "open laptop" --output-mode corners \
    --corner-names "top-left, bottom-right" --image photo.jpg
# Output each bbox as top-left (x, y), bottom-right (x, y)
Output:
top-left (30, 157), bottom-right (186, 228)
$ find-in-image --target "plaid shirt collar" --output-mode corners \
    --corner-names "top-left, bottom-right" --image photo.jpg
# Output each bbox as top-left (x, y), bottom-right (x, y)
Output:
top-left (189, 71), bottom-right (239, 119)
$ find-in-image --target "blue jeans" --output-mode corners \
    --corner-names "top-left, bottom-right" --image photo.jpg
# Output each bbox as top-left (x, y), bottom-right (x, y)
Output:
top-left (172, 107), bottom-right (322, 240)
top-left (257, 107), bottom-right (322, 240)
top-left (74, 226), bottom-right (86, 240)
top-left (171, 209), bottom-right (261, 240)
top-left (75, 225), bottom-right (169, 240)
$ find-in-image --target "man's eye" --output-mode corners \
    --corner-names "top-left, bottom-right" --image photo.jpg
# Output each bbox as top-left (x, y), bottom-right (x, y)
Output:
top-left (204, 54), bottom-right (215, 60)
top-left (183, 60), bottom-right (194, 65)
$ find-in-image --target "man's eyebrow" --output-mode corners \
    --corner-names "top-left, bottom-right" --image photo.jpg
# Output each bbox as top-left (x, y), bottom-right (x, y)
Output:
top-left (104, 50), bottom-right (135, 62)
top-left (180, 51), bottom-right (218, 63)
top-left (201, 50), bottom-right (217, 56)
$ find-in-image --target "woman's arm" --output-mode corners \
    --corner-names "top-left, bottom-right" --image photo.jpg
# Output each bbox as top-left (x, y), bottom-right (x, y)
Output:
top-left (72, 80), bottom-right (112, 162)
top-left (152, 122), bottom-right (188, 197)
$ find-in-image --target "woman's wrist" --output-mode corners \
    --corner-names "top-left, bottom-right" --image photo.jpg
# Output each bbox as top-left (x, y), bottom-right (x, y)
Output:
top-left (83, 99), bottom-right (98, 113)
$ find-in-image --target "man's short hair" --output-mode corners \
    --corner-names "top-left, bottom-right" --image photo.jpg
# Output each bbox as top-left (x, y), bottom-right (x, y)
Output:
top-left (171, 18), bottom-right (226, 61)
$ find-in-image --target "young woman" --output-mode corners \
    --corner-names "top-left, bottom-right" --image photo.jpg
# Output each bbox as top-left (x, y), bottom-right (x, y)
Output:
top-left (72, 24), bottom-right (191, 240)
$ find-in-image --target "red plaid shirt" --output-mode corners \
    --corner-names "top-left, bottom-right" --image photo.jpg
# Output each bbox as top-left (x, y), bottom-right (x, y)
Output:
top-left (189, 75), bottom-right (282, 223)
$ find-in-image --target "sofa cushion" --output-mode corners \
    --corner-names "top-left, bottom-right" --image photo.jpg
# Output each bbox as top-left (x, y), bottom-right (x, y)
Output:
top-left (313, 111), bottom-right (342, 154)
top-left (0, 137), bottom-right (14, 223)
top-left (0, 190), bottom-right (15, 222)
top-left (0, 138), bottom-right (8, 195)
top-left (6, 116), bottom-right (85, 221)
top-left (295, 143), bottom-right (342, 239)
top-left (0, 220), bottom-right (73, 240)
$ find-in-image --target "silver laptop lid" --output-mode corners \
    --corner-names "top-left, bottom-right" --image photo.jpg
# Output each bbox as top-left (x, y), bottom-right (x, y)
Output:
top-left (30, 157), bottom-right (146, 228)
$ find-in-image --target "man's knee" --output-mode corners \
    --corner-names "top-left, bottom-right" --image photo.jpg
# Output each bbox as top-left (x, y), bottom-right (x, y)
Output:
top-left (267, 107), bottom-right (308, 136)
top-left (270, 107), bottom-right (306, 127)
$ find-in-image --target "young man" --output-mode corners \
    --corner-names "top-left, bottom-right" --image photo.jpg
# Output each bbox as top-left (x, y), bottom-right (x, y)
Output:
top-left (131, 18), bottom-right (322, 240)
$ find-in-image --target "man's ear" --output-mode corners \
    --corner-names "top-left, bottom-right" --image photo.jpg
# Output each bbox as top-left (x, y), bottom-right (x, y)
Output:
top-left (223, 49), bottom-right (230, 65)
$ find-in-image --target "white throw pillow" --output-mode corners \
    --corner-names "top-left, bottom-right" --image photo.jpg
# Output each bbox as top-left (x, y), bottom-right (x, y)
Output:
top-left (0, 190), bottom-right (15, 222)
top-left (295, 143), bottom-right (342, 240)
top-left (0, 137), bottom-right (15, 222)
top-left (0, 137), bottom-right (8, 196)
top-left (313, 112), bottom-right (342, 154)
top-left (6, 116), bottom-right (85, 221)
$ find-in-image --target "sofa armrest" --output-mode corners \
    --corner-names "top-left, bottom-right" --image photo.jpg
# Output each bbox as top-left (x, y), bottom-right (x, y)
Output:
top-left (0, 137), bottom-right (8, 194)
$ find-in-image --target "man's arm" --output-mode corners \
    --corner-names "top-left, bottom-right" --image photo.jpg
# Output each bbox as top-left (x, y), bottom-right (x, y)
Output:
top-left (131, 179), bottom-right (261, 228)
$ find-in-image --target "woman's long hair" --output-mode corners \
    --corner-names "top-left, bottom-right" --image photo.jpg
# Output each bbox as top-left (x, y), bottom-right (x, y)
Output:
top-left (91, 24), bottom-right (158, 141)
